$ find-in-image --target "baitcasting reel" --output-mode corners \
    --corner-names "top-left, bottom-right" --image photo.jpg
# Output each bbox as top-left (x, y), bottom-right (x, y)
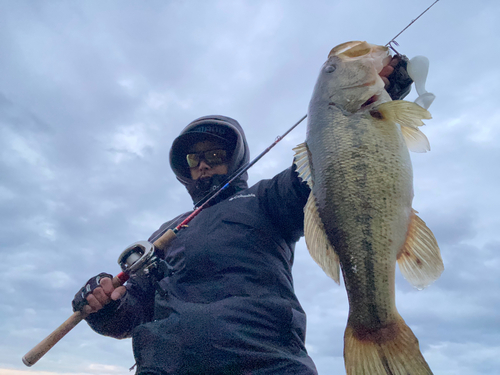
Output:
top-left (117, 240), bottom-right (158, 277)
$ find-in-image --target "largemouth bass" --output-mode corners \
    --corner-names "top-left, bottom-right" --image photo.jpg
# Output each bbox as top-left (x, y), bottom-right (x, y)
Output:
top-left (294, 41), bottom-right (444, 374)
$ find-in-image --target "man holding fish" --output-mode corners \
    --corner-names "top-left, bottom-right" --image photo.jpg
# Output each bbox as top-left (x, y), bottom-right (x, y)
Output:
top-left (72, 42), bottom-right (442, 375)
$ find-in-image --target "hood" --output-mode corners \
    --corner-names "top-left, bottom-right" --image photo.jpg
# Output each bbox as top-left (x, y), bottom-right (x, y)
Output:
top-left (169, 115), bottom-right (250, 206)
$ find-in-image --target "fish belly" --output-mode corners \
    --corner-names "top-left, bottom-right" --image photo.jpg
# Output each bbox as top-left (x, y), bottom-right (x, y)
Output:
top-left (307, 105), bottom-right (413, 331)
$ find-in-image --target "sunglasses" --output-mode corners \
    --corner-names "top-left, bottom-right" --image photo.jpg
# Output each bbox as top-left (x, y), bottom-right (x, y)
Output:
top-left (186, 149), bottom-right (227, 168)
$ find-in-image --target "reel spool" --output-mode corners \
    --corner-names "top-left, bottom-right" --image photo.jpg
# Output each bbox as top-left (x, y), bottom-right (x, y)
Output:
top-left (117, 241), bottom-right (157, 277)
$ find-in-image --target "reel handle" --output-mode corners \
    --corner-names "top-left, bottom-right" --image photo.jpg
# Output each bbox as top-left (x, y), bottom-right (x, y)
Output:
top-left (22, 229), bottom-right (177, 367)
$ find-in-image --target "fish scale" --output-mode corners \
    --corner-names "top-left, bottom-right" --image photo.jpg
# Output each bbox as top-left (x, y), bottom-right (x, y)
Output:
top-left (294, 41), bottom-right (443, 374)
top-left (309, 106), bottom-right (411, 328)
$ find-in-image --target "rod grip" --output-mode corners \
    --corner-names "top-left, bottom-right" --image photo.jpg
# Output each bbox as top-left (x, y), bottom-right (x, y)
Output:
top-left (153, 228), bottom-right (177, 251)
top-left (23, 230), bottom-right (178, 366)
top-left (22, 274), bottom-right (124, 367)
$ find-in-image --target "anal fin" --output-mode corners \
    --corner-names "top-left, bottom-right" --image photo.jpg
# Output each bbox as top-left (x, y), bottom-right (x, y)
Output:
top-left (397, 209), bottom-right (444, 289)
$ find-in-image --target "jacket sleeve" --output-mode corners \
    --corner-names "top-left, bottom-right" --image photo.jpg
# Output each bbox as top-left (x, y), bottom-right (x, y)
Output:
top-left (84, 213), bottom-right (191, 338)
top-left (257, 163), bottom-right (310, 243)
top-left (84, 273), bottom-right (156, 339)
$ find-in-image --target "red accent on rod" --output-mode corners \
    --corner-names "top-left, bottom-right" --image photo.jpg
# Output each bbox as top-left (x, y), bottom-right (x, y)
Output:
top-left (116, 272), bottom-right (130, 284)
top-left (175, 207), bottom-right (202, 231)
top-left (174, 114), bottom-right (307, 233)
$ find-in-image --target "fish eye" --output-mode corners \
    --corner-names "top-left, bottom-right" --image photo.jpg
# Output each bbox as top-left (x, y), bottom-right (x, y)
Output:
top-left (325, 65), bottom-right (336, 73)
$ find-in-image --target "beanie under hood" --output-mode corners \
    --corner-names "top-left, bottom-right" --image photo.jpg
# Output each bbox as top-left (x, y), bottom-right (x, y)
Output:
top-left (170, 115), bottom-right (250, 206)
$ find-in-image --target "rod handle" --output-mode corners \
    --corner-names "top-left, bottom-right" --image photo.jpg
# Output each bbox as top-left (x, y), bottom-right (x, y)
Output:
top-left (153, 228), bottom-right (177, 251)
top-left (23, 228), bottom-right (178, 366)
top-left (22, 274), bottom-right (124, 367)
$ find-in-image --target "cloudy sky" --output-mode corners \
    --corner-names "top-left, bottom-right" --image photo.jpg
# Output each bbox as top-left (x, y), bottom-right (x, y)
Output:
top-left (1, 0), bottom-right (499, 374)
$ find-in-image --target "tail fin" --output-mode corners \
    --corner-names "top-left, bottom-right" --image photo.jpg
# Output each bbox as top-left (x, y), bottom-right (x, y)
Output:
top-left (344, 315), bottom-right (433, 375)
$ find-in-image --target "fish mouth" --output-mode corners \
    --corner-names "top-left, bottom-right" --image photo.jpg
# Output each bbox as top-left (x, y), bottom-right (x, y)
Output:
top-left (361, 95), bottom-right (379, 108)
top-left (326, 41), bottom-right (391, 110)
top-left (328, 41), bottom-right (388, 60)
top-left (328, 41), bottom-right (391, 90)
top-left (329, 41), bottom-right (370, 59)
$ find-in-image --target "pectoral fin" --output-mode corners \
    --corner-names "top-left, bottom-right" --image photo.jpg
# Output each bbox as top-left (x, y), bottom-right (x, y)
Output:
top-left (293, 142), bottom-right (340, 283)
top-left (397, 209), bottom-right (444, 289)
top-left (304, 192), bottom-right (340, 284)
top-left (400, 126), bottom-right (431, 153)
top-left (376, 100), bottom-right (432, 153)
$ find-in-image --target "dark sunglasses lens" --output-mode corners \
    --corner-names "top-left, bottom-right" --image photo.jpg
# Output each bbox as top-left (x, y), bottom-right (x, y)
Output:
top-left (205, 150), bottom-right (226, 165)
top-left (186, 153), bottom-right (200, 168)
top-left (186, 149), bottom-right (227, 168)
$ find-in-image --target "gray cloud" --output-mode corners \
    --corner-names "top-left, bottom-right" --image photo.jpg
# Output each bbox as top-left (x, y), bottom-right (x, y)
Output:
top-left (1, 1), bottom-right (499, 374)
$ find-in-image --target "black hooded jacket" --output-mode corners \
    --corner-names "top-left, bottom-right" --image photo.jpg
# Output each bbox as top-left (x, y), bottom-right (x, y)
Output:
top-left (169, 115), bottom-right (250, 206)
top-left (85, 116), bottom-right (317, 374)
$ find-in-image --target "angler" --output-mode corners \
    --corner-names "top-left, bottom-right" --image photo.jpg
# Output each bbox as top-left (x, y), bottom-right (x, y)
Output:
top-left (69, 59), bottom-right (413, 374)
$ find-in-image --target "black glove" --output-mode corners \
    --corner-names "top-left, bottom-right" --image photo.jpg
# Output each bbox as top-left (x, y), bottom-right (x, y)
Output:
top-left (72, 272), bottom-right (113, 312)
top-left (386, 55), bottom-right (413, 101)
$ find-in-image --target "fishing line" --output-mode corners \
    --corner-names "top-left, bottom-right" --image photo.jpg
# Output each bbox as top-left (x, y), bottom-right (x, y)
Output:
top-left (171, 0), bottom-right (442, 233)
top-left (386, 0), bottom-right (441, 54)
top-left (22, 3), bottom-right (445, 366)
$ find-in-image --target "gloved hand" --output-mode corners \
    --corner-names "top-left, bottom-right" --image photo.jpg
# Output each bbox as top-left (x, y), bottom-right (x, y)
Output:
top-left (72, 272), bottom-right (127, 314)
top-left (380, 55), bottom-right (413, 101)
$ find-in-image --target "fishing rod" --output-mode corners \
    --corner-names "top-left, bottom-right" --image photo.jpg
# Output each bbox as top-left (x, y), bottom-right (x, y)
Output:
top-left (198, 1), bottom-right (442, 210)
top-left (23, 1), bottom-right (441, 365)
top-left (189, 2), bottom-right (441, 211)
top-left (152, 113), bottom-right (308, 249)
top-left (22, 114), bottom-right (308, 367)
top-left (170, 0), bottom-right (443, 236)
